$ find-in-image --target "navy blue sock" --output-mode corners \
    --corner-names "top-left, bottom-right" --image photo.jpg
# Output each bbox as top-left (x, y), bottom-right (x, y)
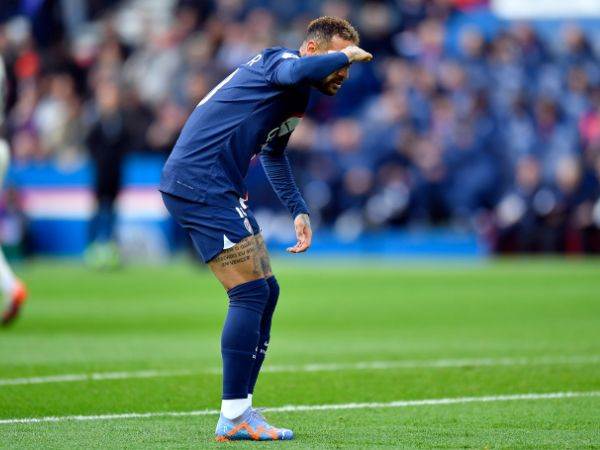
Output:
top-left (248, 276), bottom-right (279, 394)
top-left (221, 278), bottom-right (269, 400)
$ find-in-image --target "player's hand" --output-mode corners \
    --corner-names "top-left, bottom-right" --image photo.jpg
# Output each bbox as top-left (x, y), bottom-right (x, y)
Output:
top-left (341, 45), bottom-right (373, 63)
top-left (287, 214), bottom-right (312, 253)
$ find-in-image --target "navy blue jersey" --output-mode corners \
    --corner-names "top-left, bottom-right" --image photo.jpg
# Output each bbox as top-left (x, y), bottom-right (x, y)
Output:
top-left (160, 46), bottom-right (349, 214)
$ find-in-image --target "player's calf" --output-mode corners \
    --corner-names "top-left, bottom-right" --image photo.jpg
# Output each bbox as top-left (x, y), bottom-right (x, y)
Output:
top-left (247, 275), bottom-right (279, 395)
top-left (220, 277), bottom-right (269, 419)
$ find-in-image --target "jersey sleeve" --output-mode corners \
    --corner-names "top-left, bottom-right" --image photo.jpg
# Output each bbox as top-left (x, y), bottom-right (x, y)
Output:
top-left (264, 49), bottom-right (350, 86)
top-left (260, 141), bottom-right (309, 218)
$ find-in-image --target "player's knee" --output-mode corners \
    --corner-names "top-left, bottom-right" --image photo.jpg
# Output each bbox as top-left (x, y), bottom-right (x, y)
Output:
top-left (260, 276), bottom-right (279, 343)
top-left (266, 276), bottom-right (279, 309)
top-left (227, 278), bottom-right (270, 315)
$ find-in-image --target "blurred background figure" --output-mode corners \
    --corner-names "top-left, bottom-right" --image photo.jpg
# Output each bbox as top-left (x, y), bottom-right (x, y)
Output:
top-left (85, 81), bottom-right (129, 268)
top-left (0, 0), bottom-right (599, 260)
top-left (0, 53), bottom-right (27, 324)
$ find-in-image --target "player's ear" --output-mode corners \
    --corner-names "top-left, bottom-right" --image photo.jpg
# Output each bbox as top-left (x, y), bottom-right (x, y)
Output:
top-left (305, 39), bottom-right (319, 55)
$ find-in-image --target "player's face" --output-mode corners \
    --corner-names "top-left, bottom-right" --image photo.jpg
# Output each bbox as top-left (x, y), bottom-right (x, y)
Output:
top-left (312, 36), bottom-right (354, 96)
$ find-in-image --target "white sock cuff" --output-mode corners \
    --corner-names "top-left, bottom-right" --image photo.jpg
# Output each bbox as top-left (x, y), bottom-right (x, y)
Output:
top-left (221, 398), bottom-right (251, 420)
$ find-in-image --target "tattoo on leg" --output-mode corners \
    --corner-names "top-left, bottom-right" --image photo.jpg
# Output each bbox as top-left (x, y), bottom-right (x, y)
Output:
top-left (251, 238), bottom-right (263, 277)
top-left (212, 237), bottom-right (256, 269)
top-left (255, 235), bottom-right (273, 277)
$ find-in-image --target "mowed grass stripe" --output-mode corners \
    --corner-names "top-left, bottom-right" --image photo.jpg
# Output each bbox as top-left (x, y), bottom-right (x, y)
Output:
top-left (1, 261), bottom-right (598, 447)
top-left (1, 391), bottom-right (598, 425)
top-left (2, 354), bottom-right (599, 386)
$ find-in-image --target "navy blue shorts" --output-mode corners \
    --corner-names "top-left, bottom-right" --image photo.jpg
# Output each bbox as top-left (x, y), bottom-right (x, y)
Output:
top-left (161, 192), bottom-right (260, 263)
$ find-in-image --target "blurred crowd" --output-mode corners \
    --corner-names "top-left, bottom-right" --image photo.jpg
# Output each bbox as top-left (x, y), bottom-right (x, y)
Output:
top-left (1, 0), bottom-right (600, 252)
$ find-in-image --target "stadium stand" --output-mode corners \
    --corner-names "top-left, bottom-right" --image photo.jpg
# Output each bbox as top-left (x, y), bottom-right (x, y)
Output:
top-left (1, 0), bottom-right (600, 255)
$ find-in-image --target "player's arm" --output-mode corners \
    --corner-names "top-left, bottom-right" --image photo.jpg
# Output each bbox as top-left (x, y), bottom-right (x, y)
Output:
top-left (260, 142), bottom-right (312, 253)
top-left (268, 46), bottom-right (373, 86)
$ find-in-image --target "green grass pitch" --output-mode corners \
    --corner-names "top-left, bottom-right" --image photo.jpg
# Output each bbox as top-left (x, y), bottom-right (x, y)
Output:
top-left (0, 258), bottom-right (599, 448)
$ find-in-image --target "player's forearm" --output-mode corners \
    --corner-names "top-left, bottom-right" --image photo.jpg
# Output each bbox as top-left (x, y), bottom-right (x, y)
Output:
top-left (273, 52), bottom-right (349, 85)
top-left (260, 152), bottom-right (309, 218)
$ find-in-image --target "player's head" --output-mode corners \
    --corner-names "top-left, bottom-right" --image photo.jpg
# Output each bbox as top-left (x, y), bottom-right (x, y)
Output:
top-left (300, 16), bottom-right (360, 96)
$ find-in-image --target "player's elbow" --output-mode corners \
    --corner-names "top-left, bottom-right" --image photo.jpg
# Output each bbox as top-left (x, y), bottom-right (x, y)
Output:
top-left (274, 61), bottom-right (307, 86)
top-left (275, 72), bottom-right (302, 86)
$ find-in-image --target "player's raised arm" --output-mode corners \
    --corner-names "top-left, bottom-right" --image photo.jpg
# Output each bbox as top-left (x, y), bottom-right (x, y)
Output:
top-left (268, 46), bottom-right (371, 86)
top-left (267, 17), bottom-right (372, 94)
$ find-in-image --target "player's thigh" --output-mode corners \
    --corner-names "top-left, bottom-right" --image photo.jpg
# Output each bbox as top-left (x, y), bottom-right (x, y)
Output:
top-left (161, 192), bottom-right (266, 290)
top-left (253, 233), bottom-right (273, 278)
top-left (208, 235), bottom-right (265, 290)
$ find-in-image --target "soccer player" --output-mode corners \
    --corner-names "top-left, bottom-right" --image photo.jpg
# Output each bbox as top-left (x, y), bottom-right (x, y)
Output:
top-left (159, 17), bottom-right (372, 441)
top-left (0, 55), bottom-right (28, 326)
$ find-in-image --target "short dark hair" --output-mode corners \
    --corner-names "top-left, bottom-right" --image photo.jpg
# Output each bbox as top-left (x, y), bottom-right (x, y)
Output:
top-left (306, 16), bottom-right (360, 46)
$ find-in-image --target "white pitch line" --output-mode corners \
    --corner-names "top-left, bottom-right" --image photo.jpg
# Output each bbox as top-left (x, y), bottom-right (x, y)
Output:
top-left (1, 354), bottom-right (599, 387)
top-left (263, 354), bottom-right (600, 373)
top-left (1, 391), bottom-right (598, 425)
top-left (0, 369), bottom-right (198, 386)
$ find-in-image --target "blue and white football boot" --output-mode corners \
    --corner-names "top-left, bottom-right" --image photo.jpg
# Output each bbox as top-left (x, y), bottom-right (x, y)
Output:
top-left (215, 407), bottom-right (294, 441)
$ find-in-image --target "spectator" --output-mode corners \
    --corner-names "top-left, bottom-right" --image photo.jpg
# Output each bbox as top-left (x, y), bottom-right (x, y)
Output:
top-left (0, 1), bottom-right (599, 254)
top-left (85, 81), bottom-right (129, 268)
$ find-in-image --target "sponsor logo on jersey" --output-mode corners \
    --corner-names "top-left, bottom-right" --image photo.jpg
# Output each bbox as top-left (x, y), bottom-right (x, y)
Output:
top-left (264, 116), bottom-right (302, 145)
